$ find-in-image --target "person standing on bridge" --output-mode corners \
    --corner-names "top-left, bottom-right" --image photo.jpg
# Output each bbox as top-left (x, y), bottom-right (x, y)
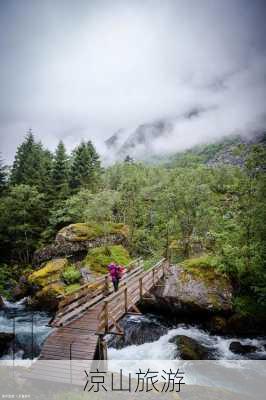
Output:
top-left (108, 262), bottom-right (125, 292)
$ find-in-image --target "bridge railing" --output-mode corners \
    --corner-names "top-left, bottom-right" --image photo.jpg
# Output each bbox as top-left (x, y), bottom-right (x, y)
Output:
top-left (97, 258), bottom-right (168, 334)
top-left (51, 258), bottom-right (143, 327)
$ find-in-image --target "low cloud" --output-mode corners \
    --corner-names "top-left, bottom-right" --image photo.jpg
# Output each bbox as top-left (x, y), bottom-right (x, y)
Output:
top-left (0, 0), bottom-right (265, 163)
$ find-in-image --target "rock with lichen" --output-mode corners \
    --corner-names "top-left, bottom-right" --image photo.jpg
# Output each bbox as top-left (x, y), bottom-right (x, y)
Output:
top-left (150, 258), bottom-right (233, 314)
top-left (33, 222), bottom-right (128, 266)
top-left (27, 258), bottom-right (81, 311)
top-left (170, 335), bottom-right (211, 360)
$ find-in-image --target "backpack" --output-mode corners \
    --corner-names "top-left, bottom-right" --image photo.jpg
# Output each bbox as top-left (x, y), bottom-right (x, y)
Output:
top-left (116, 265), bottom-right (124, 279)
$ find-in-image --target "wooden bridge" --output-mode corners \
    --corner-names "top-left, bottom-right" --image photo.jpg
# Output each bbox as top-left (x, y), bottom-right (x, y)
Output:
top-left (39, 258), bottom-right (169, 361)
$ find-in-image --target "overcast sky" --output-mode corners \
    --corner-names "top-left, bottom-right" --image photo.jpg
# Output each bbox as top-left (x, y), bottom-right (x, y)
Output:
top-left (0, 0), bottom-right (265, 163)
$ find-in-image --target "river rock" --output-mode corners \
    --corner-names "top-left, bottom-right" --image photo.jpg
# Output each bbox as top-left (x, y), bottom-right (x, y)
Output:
top-left (170, 335), bottom-right (210, 360)
top-left (0, 332), bottom-right (15, 357)
top-left (208, 316), bottom-right (228, 334)
top-left (150, 265), bottom-right (233, 315)
top-left (229, 341), bottom-right (257, 355)
top-left (33, 222), bottom-right (128, 266)
top-left (108, 315), bottom-right (168, 349)
top-left (0, 295), bottom-right (4, 309)
top-left (11, 276), bottom-right (31, 301)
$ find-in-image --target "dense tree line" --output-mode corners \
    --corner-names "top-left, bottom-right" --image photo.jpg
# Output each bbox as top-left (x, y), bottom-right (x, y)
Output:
top-left (0, 131), bottom-right (101, 263)
top-left (0, 131), bottom-right (265, 309)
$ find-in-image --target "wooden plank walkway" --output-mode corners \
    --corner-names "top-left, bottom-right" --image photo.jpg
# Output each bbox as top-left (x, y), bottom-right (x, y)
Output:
top-left (39, 258), bottom-right (169, 361)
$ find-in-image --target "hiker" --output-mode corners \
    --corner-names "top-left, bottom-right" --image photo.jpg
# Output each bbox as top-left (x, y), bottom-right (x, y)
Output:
top-left (108, 262), bottom-right (125, 292)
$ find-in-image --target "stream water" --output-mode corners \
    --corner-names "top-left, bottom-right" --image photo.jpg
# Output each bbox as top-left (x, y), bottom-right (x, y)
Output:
top-left (1, 299), bottom-right (266, 398)
top-left (0, 298), bottom-right (52, 359)
top-left (1, 299), bottom-right (266, 361)
top-left (108, 314), bottom-right (266, 360)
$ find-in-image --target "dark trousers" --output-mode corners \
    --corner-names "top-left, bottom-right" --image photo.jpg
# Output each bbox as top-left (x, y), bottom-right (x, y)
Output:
top-left (112, 278), bottom-right (119, 292)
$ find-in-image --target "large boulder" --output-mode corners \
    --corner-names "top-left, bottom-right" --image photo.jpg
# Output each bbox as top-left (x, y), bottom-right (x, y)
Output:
top-left (108, 315), bottom-right (168, 349)
top-left (27, 258), bottom-right (77, 311)
top-left (33, 223), bottom-right (128, 266)
top-left (170, 335), bottom-right (211, 360)
top-left (28, 282), bottom-right (65, 311)
top-left (149, 263), bottom-right (233, 315)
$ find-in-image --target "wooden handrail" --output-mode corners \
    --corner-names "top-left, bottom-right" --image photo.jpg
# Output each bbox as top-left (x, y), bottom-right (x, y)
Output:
top-left (97, 258), bottom-right (166, 333)
top-left (51, 258), bottom-right (144, 327)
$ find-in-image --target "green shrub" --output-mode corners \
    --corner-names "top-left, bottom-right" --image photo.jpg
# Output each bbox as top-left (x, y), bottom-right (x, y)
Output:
top-left (182, 254), bottom-right (220, 270)
top-left (61, 266), bottom-right (81, 285)
top-left (84, 245), bottom-right (131, 274)
top-left (143, 253), bottom-right (163, 271)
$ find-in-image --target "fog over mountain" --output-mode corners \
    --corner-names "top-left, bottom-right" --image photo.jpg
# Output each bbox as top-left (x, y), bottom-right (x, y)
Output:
top-left (0, 0), bottom-right (265, 163)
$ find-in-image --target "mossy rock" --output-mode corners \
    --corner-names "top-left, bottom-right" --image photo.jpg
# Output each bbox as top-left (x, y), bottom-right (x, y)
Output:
top-left (84, 245), bottom-right (131, 274)
top-left (170, 335), bottom-right (210, 360)
top-left (36, 282), bottom-right (66, 298)
top-left (181, 255), bottom-right (231, 298)
top-left (57, 222), bottom-right (128, 242)
top-left (28, 258), bottom-right (69, 287)
top-left (157, 259), bottom-right (233, 313)
top-left (30, 282), bottom-right (66, 311)
top-left (64, 283), bottom-right (81, 294)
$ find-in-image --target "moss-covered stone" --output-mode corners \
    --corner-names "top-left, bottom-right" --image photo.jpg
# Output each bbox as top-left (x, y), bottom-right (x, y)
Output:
top-left (151, 262), bottom-right (233, 314)
top-left (57, 222), bottom-right (128, 242)
top-left (178, 255), bottom-right (232, 312)
top-left (64, 283), bottom-right (81, 294)
top-left (29, 282), bottom-right (66, 311)
top-left (170, 335), bottom-right (211, 360)
top-left (34, 222), bottom-right (129, 265)
top-left (84, 245), bottom-right (131, 274)
top-left (28, 258), bottom-right (69, 287)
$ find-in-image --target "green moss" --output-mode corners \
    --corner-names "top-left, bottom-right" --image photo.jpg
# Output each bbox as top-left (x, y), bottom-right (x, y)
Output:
top-left (180, 255), bottom-right (229, 290)
top-left (84, 245), bottom-right (131, 274)
top-left (59, 222), bottom-right (128, 242)
top-left (64, 283), bottom-right (81, 294)
top-left (28, 258), bottom-right (69, 287)
top-left (36, 282), bottom-right (65, 298)
top-left (182, 254), bottom-right (219, 270)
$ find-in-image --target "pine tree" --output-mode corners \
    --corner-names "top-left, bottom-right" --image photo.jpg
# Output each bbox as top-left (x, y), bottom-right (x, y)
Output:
top-left (52, 141), bottom-right (69, 198)
top-left (69, 141), bottom-right (101, 190)
top-left (10, 129), bottom-right (53, 191)
top-left (0, 155), bottom-right (7, 193)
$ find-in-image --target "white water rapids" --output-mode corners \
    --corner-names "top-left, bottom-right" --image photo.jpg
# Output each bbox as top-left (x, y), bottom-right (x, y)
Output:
top-left (108, 315), bottom-right (266, 361)
top-left (0, 297), bottom-right (51, 359)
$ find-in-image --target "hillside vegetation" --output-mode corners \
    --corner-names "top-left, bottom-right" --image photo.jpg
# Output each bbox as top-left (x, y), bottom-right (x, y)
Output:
top-left (0, 132), bottom-right (265, 317)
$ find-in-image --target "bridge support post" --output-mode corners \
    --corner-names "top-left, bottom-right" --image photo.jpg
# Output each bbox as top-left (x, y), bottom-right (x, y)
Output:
top-left (104, 301), bottom-right (109, 333)
top-left (139, 277), bottom-right (143, 300)
top-left (98, 335), bottom-right (108, 360)
top-left (104, 276), bottom-right (110, 296)
top-left (124, 287), bottom-right (128, 312)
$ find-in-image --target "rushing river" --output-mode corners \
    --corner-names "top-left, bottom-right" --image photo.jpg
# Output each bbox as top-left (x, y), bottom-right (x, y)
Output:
top-left (108, 314), bottom-right (266, 361)
top-left (1, 300), bottom-right (266, 398)
top-left (0, 298), bottom-right (52, 359)
top-left (1, 300), bottom-right (266, 361)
